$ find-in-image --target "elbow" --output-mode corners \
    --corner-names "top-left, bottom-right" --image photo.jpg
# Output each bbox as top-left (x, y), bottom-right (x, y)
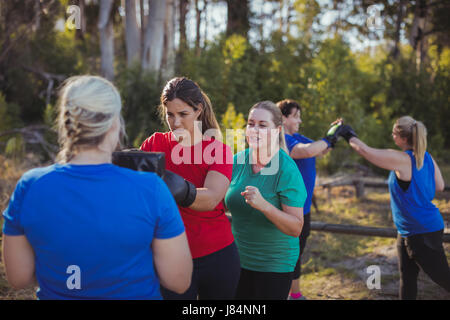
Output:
top-left (203, 197), bottom-right (222, 211)
top-left (173, 276), bottom-right (192, 295)
top-left (7, 276), bottom-right (35, 290)
top-left (290, 218), bottom-right (304, 238)
top-left (205, 200), bottom-right (219, 211)
top-left (167, 262), bottom-right (193, 294)
top-left (290, 230), bottom-right (301, 238)
top-left (437, 184), bottom-right (445, 192)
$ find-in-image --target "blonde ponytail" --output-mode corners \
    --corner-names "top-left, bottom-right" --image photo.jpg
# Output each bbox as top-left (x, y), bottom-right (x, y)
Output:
top-left (394, 116), bottom-right (427, 170)
top-left (412, 121), bottom-right (427, 170)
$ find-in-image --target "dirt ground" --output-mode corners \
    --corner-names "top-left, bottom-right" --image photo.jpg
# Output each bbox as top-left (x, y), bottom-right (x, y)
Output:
top-left (297, 185), bottom-right (450, 300)
top-left (0, 155), bottom-right (449, 300)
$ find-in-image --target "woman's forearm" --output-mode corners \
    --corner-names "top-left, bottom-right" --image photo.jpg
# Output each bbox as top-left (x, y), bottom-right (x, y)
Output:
top-left (291, 140), bottom-right (328, 159)
top-left (259, 201), bottom-right (303, 237)
top-left (348, 137), bottom-right (409, 172)
top-left (189, 188), bottom-right (221, 211)
top-left (348, 137), bottom-right (369, 157)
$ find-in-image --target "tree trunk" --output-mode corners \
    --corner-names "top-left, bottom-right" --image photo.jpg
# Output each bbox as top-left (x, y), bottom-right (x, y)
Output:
top-left (98, 0), bottom-right (115, 81)
top-left (33, 0), bottom-right (40, 32)
top-left (391, 0), bottom-right (405, 60)
top-left (286, 0), bottom-right (294, 35)
top-left (125, 0), bottom-right (141, 67)
top-left (140, 0), bottom-right (145, 58)
top-left (176, 0), bottom-right (189, 73)
top-left (161, 0), bottom-right (176, 80)
top-left (203, 0), bottom-right (208, 50)
top-left (409, 0), bottom-right (429, 71)
top-left (75, 0), bottom-right (86, 40)
top-left (195, 0), bottom-right (202, 56)
top-left (142, 0), bottom-right (167, 72)
top-left (226, 0), bottom-right (249, 37)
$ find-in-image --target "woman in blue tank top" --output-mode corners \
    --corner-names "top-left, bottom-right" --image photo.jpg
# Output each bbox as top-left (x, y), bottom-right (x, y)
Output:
top-left (336, 116), bottom-right (449, 300)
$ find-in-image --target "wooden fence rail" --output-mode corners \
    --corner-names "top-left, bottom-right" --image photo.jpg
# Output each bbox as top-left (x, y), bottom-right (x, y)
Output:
top-left (317, 177), bottom-right (450, 198)
top-left (310, 221), bottom-right (450, 243)
top-left (226, 215), bottom-right (450, 243)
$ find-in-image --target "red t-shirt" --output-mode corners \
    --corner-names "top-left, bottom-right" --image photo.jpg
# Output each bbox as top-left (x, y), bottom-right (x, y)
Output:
top-left (140, 132), bottom-right (234, 258)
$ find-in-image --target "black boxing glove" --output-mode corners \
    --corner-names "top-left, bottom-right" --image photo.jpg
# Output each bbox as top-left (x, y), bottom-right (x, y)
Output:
top-left (112, 150), bottom-right (165, 177)
top-left (322, 122), bottom-right (343, 148)
top-left (337, 125), bottom-right (358, 142)
top-left (162, 170), bottom-right (197, 208)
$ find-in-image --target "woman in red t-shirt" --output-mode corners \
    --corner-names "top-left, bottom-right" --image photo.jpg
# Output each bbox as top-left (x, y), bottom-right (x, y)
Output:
top-left (140, 77), bottom-right (240, 299)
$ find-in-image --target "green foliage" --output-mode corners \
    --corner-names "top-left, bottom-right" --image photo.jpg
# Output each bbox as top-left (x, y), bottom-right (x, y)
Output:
top-left (0, 92), bottom-right (23, 132)
top-left (221, 103), bottom-right (246, 154)
top-left (5, 135), bottom-right (25, 160)
top-left (115, 65), bottom-right (164, 148)
top-left (42, 103), bottom-right (58, 152)
top-left (43, 104), bottom-right (57, 129)
top-left (0, 2), bottom-right (448, 172)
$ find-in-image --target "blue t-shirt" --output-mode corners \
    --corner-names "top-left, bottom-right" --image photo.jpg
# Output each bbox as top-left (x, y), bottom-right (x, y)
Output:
top-left (284, 133), bottom-right (316, 215)
top-left (2, 163), bottom-right (185, 300)
top-left (388, 150), bottom-right (444, 236)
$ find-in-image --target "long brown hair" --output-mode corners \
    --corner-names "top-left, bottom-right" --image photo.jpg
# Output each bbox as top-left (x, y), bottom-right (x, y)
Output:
top-left (159, 77), bottom-right (222, 139)
top-left (394, 116), bottom-right (427, 169)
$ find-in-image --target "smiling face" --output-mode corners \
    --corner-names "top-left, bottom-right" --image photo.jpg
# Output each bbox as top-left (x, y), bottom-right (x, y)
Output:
top-left (283, 107), bottom-right (302, 135)
top-left (246, 108), bottom-right (280, 150)
top-left (165, 98), bottom-right (202, 142)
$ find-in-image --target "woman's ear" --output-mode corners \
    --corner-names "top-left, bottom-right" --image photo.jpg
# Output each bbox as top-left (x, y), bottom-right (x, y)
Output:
top-left (401, 136), bottom-right (409, 147)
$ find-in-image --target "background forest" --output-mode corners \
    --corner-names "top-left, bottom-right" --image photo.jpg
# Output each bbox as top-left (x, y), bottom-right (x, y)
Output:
top-left (0, 0), bottom-right (449, 174)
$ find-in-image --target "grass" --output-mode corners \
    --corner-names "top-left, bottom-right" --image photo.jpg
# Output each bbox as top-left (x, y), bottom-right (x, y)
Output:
top-left (0, 154), bottom-right (449, 300)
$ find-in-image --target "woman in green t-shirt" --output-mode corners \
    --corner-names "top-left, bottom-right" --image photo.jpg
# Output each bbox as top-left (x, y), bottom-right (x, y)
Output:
top-left (224, 101), bottom-right (307, 300)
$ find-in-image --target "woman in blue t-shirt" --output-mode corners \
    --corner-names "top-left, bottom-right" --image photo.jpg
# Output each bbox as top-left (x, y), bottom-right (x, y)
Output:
top-left (338, 116), bottom-right (449, 300)
top-left (2, 75), bottom-right (192, 299)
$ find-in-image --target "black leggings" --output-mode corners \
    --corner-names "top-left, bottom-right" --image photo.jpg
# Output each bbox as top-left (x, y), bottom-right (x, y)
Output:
top-left (397, 229), bottom-right (450, 300)
top-left (160, 242), bottom-right (240, 300)
top-left (293, 213), bottom-right (311, 279)
top-left (235, 268), bottom-right (293, 300)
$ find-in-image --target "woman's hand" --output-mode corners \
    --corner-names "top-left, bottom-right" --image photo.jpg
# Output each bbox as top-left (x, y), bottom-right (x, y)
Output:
top-left (241, 186), bottom-right (269, 212)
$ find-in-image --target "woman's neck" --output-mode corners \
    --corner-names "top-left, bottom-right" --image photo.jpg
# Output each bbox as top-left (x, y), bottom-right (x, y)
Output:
top-left (69, 148), bottom-right (112, 165)
top-left (283, 125), bottom-right (294, 136)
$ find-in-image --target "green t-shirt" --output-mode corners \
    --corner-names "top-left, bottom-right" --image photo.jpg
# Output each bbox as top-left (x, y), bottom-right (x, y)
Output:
top-left (224, 148), bottom-right (307, 273)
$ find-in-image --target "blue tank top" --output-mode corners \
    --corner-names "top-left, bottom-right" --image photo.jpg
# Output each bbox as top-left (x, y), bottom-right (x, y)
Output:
top-left (284, 133), bottom-right (316, 215)
top-left (388, 150), bottom-right (444, 236)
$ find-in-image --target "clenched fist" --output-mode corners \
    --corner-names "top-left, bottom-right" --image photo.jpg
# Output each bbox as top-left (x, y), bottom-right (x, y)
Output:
top-left (241, 186), bottom-right (269, 212)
